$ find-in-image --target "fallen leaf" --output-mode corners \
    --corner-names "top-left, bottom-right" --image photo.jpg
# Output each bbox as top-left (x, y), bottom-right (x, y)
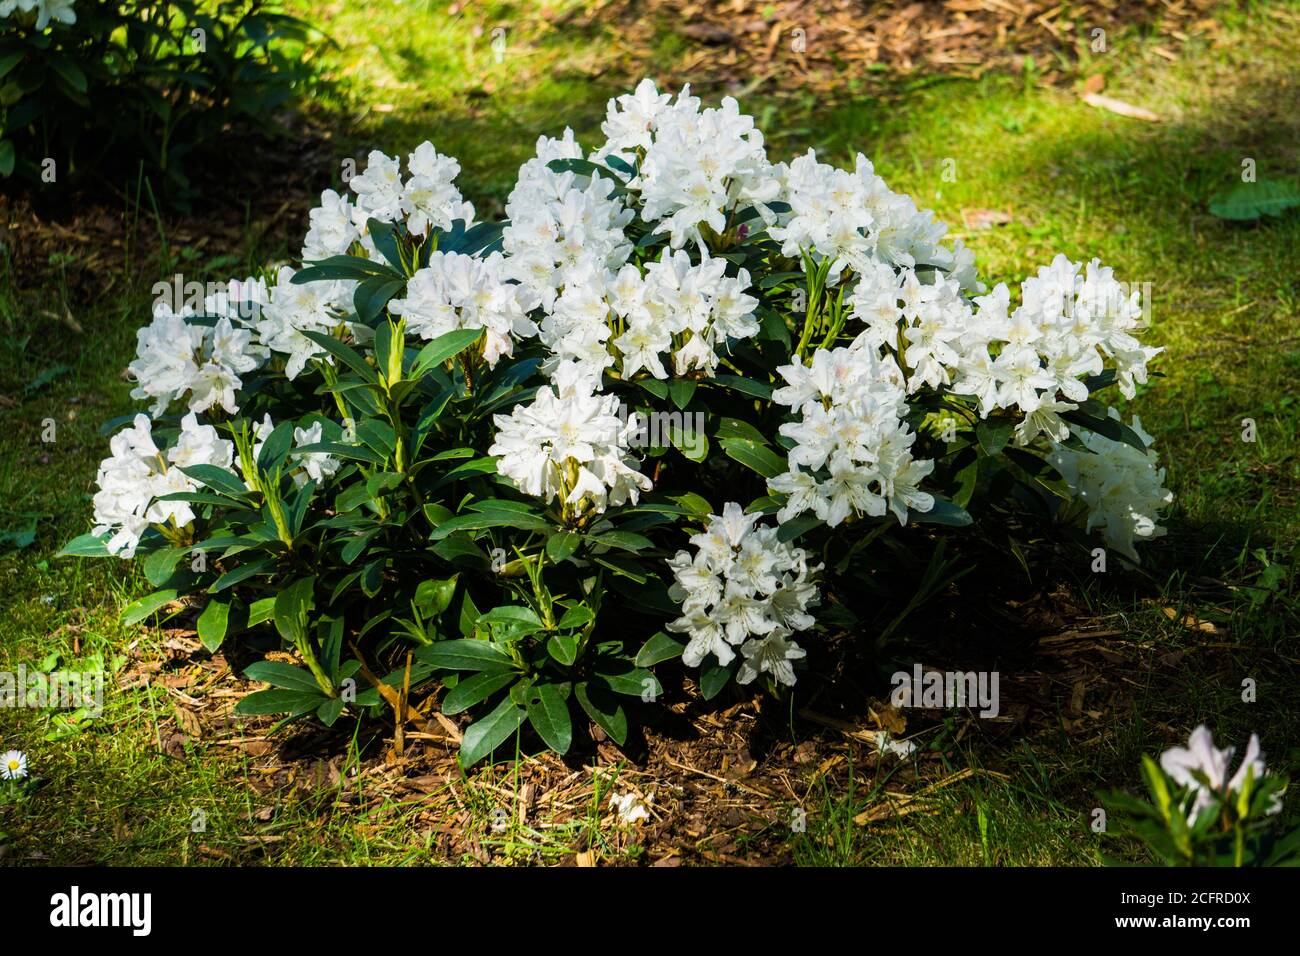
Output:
top-left (961, 208), bottom-right (1012, 230)
top-left (1161, 607), bottom-right (1222, 635)
top-left (172, 705), bottom-right (203, 738)
top-left (1080, 92), bottom-right (1161, 122)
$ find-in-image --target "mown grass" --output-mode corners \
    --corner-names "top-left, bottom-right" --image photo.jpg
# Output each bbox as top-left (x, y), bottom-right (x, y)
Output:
top-left (1, 0), bottom-right (1297, 865)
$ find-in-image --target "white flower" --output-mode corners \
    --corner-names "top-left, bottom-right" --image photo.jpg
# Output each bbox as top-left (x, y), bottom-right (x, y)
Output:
top-left (256, 266), bottom-right (355, 379)
top-left (290, 422), bottom-right (340, 487)
top-left (489, 362), bottom-right (651, 516)
top-left (403, 142), bottom-right (475, 234)
top-left (1047, 411), bottom-right (1172, 561)
top-left (92, 414), bottom-right (235, 558)
top-left (529, 248), bottom-right (759, 383)
top-left (129, 278), bottom-right (268, 416)
top-left (769, 346), bottom-right (933, 527)
top-left (633, 87), bottom-right (780, 248)
top-left (502, 131), bottom-right (633, 311)
top-left (1159, 725), bottom-right (1279, 820)
top-left (873, 732), bottom-right (917, 760)
top-left (844, 251), bottom-right (1158, 436)
top-left (389, 251), bottom-right (538, 366)
top-left (1, 749), bottom-right (27, 780)
top-left (12, 0), bottom-right (76, 30)
top-left (344, 144), bottom-right (473, 243)
top-left (667, 504), bottom-right (820, 682)
top-left (302, 189), bottom-right (359, 261)
top-left (597, 79), bottom-right (680, 159)
top-left (737, 631), bottom-right (806, 687)
top-left (349, 149), bottom-right (406, 223)
top-left (608, 791), bottom-right (652, 825)
top-left (770, 150), bottom-right (877, 280)
top-left (772, 151), bottom-right (975, 286)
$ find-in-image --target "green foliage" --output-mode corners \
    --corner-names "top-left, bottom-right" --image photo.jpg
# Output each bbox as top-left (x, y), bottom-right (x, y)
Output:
top-left (1100, 755), bottom-right (1299, 867)
top-left (0, 0), bottom-right (323, 199)
top-left (1208, 179), bottom-right (1300, 222)
top-left (66, 203), bottom-right (1160, 769)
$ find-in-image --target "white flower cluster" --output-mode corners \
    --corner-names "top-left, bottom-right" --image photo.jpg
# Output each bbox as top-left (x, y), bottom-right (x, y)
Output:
top-left (303, 143), bottom-right (475, 262)
top-left (92, 414), bottom-right (234, 557)
top-left (666, 503), bottom-right (820, 686)
top-left (502, 130), bottom-right (634, 312)
top-left (488, 364), bottom-right (651, 517)
top-left (254, 266), bottom-right (355, 380)
top-left (537, 249), bottom-right (759, 381)
top-left (596, 81), bottom-right (782, 249)
top-left (1, 0), bottom-right (76, 30)
top-left (128, 278), bottom-right (269, 416)
top-left (92, 409), bottom-right (343, 557)
top-left (258, 144), bottom-right (480, 379)
top-left (771, 150), bottom-right (978, 286)
top-left (389, 250), bottom-right (538, 366)
top-left (768, 346), bottom-right (935, 527)
top-left (1160, 725), bottom-right (1281, 820)
top-left (1047, 411), bottom-right (1173, 562)
top-left (850, 254), bottom-right (1161, 446)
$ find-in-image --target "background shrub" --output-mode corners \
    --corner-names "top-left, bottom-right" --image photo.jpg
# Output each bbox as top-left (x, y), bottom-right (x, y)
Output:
top-left (0, 0), bottom-right (324, 201)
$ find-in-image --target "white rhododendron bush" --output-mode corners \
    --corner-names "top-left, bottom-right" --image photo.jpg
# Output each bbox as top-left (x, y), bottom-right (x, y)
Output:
top-left (64, 81), bottom-right (1173, 766)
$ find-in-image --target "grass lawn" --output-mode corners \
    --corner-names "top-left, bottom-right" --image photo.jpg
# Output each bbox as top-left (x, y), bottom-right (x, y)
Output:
top-left (0, 0), bottom-right (1296, 865)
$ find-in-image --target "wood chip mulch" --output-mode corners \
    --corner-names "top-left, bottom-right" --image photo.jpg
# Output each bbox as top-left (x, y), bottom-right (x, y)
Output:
top-left (560, 0), bottom-right (1226, 94)
top-left (110, 575), bottom-right (1233, 866)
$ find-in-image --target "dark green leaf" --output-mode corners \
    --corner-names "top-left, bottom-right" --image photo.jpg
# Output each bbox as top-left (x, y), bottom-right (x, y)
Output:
top-left (587, 530), bottom-right (654, 553)
top-left (301, 330), bottom-right (378, 383)
top-left (441, 671), bottom-right (516, 715)
top-left (233, 688), bottom-right (327, 716)
top-left (912, 498), bottom-right (973, 527)
top-left (57, 533), bottom-right (110, 558)
top-left (635, 631), bottom-right (685, 667)
top-left (594, 664), bottom-right (661, 699)
top-left (975, 417), bottom-right (1014, 456)
top-left (710, 374), bottom-right (773, 399)
top-left (546, 633), bottom-right (579, 666)
top-left (416, 639), bottom-right (516, 673)
top-left (526, 683), bottom-right (572, 754)
top-left (272, 576), bottom-right (315, 644)
top-left (197, 599), bottom-right (230, 652)
top-left (546, 531), bottom-right (581, 563)
top-left (459, 696), bottom-right (527, 768)
top-left (121, 590), bottom-right (180, 626)
top-left (179, 464), bottom-right (250, 499)
top-left (667, 378), bottom-right (697, 410)
top-left (410, 328), bottom-right (484, 378)
top-left (699, 663), bottom-right (731, 700)
top-left (243, 661), bottom-right (323, 693)
top-left (721, 437), bottom-right (786, 479)
top-left (1208, 179), bottom-right (1300, 221)
top-left (575, 681), bottom-right (628, 746)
